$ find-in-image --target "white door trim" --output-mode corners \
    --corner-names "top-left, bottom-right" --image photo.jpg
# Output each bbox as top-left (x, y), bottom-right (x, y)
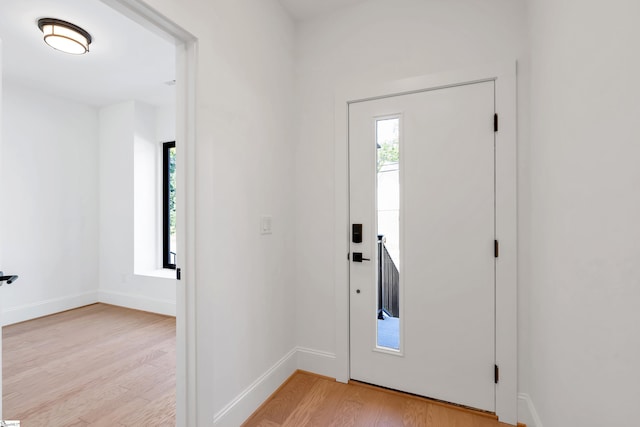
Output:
top-left (99, 2), bottom-right (198, 426)
top-left (333, 62), bottom-right (518, 424)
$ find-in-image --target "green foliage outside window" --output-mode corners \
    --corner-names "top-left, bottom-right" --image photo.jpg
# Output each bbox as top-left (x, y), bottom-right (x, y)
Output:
top-left (377, 118), bottom-right (400, 171)
top-left (377, 141), bottom-right (399, 171)
top-left (169, 147), bottom-right (176, 237)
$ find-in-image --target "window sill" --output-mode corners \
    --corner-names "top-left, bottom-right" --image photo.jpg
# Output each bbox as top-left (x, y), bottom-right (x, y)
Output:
top-left (134, 269), bottom-right (177, 280)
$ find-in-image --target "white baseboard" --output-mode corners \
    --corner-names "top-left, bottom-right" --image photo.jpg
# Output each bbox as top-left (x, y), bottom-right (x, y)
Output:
top-left (296, 346), bottom-right (337, 378)
top-left (205, 344), bottom-right (543, 427)
top-left (518, 393), bottom-right (543, 427)
top-left (97, 290), bottom-right (176, 316)
top-left (213, 346), bottom-right (337, 426)
top-left (0, 290), bottom-right (175, 326)
top-left (212, 345), bottom-right (540, 427)
top-left (214, 347), bottom-right (298, 427)
top-left (1, 291), bottom-right (99, 326)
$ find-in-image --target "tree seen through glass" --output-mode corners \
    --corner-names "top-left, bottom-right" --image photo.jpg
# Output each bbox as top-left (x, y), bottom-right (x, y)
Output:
top-left (169, 146), bottom-right (176, 259)
top-left (377, 119), bottom-right (399, 171)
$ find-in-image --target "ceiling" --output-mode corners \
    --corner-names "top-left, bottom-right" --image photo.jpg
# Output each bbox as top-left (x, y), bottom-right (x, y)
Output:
top-left (0, 0), bottom-right (370, 108)
top-left (278, 0), bottom-right (370, 21)
top-left (0, 0), bottom-right (175, 108)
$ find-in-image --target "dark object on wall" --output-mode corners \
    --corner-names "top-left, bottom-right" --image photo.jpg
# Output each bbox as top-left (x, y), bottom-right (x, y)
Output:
top-left (0, 271), bottom-right (19, 285)
top-left (352, 223), bottom-right (363, 243)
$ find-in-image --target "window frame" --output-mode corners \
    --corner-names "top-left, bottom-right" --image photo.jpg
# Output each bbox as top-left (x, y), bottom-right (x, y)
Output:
top-left (162, 141), bottom-right (176, 270)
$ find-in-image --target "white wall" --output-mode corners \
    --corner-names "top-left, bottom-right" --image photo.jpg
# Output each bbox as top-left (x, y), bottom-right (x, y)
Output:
top-left (139, 0), bottom-right (297, 424)
top-left (98, 100), bottom-right (176, 316)
top-left (1, 82), bottom-right (177, 322)
top-left (155, 104), bottom-right (176, 265)
top-left (134, 103), bottom-right (159, 273)
top-left (0, 81), bottom-right (99, 325)
top-left (527, 1), bottom-right (640, 426)
top-left (293, 0), bottom-right (529, 386)
top-left (156, 104), bottom-right (176, 143)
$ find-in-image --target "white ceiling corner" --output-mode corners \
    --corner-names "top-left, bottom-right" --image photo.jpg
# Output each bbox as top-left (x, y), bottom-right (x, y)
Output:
top-left (0, 0), bottom-right (176, 108)
top-left (0, 0), bottom-right (376, 107)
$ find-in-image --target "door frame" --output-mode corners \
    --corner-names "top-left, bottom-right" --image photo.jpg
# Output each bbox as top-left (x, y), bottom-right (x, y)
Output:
top-left (333, 62), bottom-right (517, 424)
top-left (98, 1), bottom-right (199, 425)
top-left (0, 3), bottom-right (197, 422)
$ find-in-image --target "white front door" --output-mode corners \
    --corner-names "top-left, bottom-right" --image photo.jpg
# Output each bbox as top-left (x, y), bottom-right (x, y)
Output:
top-left (349, 81), bottom-right (496, 412)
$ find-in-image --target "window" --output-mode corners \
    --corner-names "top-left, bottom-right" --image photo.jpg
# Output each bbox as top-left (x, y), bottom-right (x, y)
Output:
top-left (376, 117), bottom-right (400, 350)
top-left (163, 141), bottom-right (176, 269)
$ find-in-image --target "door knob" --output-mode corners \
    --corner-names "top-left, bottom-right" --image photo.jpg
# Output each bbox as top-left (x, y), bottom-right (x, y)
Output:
top-left (0, 271), bottom-right (19, 285)
top-left (352, 252), bottom-right (370, 262)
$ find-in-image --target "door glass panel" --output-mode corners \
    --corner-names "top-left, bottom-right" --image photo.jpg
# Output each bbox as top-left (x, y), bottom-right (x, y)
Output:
top-left (376, 117), bottom-right (400, 350)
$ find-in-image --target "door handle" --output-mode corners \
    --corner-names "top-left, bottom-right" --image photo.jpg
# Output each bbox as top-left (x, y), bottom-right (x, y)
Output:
top-left (0, 271), bottom-right (19, 285)
top-left (352, 252), bottom-right (370, 262)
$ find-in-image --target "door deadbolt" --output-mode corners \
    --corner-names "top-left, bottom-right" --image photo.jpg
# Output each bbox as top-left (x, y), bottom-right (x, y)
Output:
top-left (352, 224), bottom-right (363, 243)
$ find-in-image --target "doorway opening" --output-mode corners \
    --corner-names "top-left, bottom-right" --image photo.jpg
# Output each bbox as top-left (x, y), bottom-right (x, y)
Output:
top-left (0, 0), bottom-right (196, 423)
top-left (336, 64), bottom-right (517, 423)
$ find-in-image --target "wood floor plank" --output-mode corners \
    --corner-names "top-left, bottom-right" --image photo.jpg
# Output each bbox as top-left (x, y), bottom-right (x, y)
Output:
top-left (118, 390), bottom-right (176, 426)
top-left (244, 371), bottom-right (318, 426)
top-left (5, 337), bottom-right (172, 418)
top-left (426, 404), bottom-right (501, 427)
top-left (326, 396), bottom-right (365, 427)
top-left (243, 370), bottom-right (521, 427)
top-left (79, 397), bottom-right (150, 427)
top-left (2, 303), bottom-right (176, 425)
top-left (343, 385), bottom-right (388, 426)
top-left (280, 377), bottom-right (334, 426)
top-left (370, 390), bottom-right (415, 426)
top-left (304, 380), bottom-right (348, 426)
top-left (401, 399), bottom-right (430, 427)
top-left (253, 420), bottom-right (281, 427)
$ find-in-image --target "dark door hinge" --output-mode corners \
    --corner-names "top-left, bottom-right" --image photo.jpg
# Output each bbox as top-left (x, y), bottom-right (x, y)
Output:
top-left (494, 113), bottom-right (498, 132)
top-left (494, 240), bottom-right (499, 258)
top-left (495, 364), bottom-right (499, 384)
top-left (177, 268), bottom-right (181, 280)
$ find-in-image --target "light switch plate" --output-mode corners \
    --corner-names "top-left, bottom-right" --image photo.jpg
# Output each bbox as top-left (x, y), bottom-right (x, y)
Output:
top-left (261, 216), bottom-right (273, 235)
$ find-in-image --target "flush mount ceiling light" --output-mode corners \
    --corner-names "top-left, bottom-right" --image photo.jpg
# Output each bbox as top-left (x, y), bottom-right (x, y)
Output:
top-left (37, 18), bottom-right (92, 55)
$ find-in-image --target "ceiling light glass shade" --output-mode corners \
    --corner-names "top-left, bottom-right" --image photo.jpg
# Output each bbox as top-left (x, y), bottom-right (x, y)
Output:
top-left (38, 18), bottom-right (92, 55)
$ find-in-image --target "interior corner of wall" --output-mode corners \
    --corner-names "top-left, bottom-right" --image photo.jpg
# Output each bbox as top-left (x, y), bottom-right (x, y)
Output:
top-left (213, 347), bottom-right (298, 427)
top-left (295, 346), bottom-right (337, 379)
top-left (518, 393), bottom-right (543, 427)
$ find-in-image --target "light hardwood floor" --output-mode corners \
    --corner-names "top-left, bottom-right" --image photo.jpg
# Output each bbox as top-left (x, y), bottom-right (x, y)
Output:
top-left (243, 371), bottom-right (522, 427)
top-left (2, 303), bottom-right (175, 426)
